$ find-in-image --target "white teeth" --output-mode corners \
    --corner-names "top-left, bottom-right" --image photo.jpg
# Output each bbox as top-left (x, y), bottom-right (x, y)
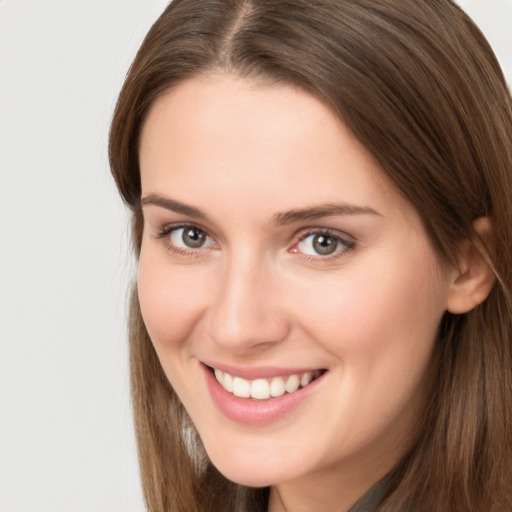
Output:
top-left (270, 376), bottom-right (285, 397)
top-left (223, 372), bottom-right (233, 392)
top-left (301, 371), bottom-right (313, 387)
top-left (232, 376), bottom-right (251, 398)
top-left (213, 368), bottom-right (320, 400)
top-left (285, 374), bottom-right (300, 393)
top-left (251, 379), bottom-right (270, 400)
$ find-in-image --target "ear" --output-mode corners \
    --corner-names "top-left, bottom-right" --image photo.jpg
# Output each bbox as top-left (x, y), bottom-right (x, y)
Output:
top-left (446, 217), bottom-right (496, 314)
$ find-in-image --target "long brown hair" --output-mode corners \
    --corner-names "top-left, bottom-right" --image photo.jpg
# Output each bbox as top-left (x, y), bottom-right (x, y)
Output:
top-left (109, 1), bottom-right (512, 510)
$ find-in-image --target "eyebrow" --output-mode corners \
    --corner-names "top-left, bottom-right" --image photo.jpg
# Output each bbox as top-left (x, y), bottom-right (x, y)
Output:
top-left (140, 194), bottom-right (381, 224)
top-left (140, 194), bottom-right (207, 219)
top-left (272, 203), bottom-right (381, 225)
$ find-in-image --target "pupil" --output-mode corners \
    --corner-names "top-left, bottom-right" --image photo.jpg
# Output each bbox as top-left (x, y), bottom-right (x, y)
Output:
top-left (183, 228), bottom-right (206, 248)
top-left (313, 234), bottom-right (337, 255)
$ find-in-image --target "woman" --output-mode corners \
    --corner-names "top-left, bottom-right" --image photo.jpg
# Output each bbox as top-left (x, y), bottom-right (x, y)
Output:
top-left (109, 0), bottom-right (512, 510)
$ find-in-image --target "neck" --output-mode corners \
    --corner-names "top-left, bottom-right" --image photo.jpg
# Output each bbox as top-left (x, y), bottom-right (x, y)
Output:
top-left (267, 461), bottom-right (389, 512)
top-left (265, 420), bottom-right (413, 512)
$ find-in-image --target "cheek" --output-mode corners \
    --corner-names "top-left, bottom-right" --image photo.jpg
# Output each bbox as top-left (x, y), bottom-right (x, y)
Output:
top-left (137, 249), bottom-right (209, 353)
top-left (287, 257), bottom-right (446, 449)
top-left (292, 252), bottom-right (446, 369)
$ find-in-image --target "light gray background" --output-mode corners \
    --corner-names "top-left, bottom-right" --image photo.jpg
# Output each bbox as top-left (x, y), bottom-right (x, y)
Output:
top-left (0, 1), bottom-right (510, 511)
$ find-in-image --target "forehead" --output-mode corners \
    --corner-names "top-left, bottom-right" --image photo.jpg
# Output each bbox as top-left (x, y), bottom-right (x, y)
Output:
top-left (138, 73), bottom-right (407, 220)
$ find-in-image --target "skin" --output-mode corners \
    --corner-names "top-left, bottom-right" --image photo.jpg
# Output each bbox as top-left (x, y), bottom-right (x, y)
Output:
top-left (137, 73), bottom-right (463, 512)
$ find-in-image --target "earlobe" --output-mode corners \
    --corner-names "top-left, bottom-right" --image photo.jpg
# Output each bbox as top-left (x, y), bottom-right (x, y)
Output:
top-left (446, 217), bottom-right (496, 314)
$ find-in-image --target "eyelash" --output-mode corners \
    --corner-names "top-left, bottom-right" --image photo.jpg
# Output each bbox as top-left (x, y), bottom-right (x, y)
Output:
top-left (293, 229), bottom-right (356, 261)
top-left (154, 223), bottom-right (214, 257)
top-left (153, 223), bottom-right (356, 261)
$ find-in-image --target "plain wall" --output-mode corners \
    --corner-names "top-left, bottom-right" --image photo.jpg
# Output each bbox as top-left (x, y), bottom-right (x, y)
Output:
top-left (0, 2), bottom-right (167, 511)
top-left (1, 1), bottom-right (510, 511)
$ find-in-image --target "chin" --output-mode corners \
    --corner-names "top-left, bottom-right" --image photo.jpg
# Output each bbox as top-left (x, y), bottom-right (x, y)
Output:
top-left (213, 462), bottom-right (278, 488)
top-left (204, 445), bottom-right (297, 488)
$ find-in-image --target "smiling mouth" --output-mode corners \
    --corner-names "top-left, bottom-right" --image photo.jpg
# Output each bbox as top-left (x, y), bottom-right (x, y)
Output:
top-left (211, 367), bottom-right (326, 400)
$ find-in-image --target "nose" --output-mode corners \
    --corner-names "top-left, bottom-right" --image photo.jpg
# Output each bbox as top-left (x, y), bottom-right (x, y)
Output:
top-left (207, 253), bottom-right (290, 354)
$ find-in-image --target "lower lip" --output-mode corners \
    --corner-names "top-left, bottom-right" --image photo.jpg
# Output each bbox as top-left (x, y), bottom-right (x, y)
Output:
top-left (202, 365), bottom-right (326, 426)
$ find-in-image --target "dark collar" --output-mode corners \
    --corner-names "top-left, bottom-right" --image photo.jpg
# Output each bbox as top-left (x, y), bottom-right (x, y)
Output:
top-left (347, 477), bottom-right (389, 512)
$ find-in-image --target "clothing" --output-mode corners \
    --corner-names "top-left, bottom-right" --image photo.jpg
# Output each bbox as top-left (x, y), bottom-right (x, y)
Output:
top-left (347, 478), bottom-right (388, 512)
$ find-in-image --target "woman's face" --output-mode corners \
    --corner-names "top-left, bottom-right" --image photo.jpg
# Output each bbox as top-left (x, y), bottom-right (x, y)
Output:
top-left (138, 74), bottom-right (455, 494)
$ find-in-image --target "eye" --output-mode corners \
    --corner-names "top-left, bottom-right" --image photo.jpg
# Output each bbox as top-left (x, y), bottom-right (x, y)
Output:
top-left (295, 231), bottom-right (353, 257)
top-left (162, 225), bottom-right (215, 251)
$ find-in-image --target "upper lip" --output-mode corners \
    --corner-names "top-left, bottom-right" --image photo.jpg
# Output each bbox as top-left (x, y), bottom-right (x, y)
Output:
top-left (201, 361), bottom-right (326, 380)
